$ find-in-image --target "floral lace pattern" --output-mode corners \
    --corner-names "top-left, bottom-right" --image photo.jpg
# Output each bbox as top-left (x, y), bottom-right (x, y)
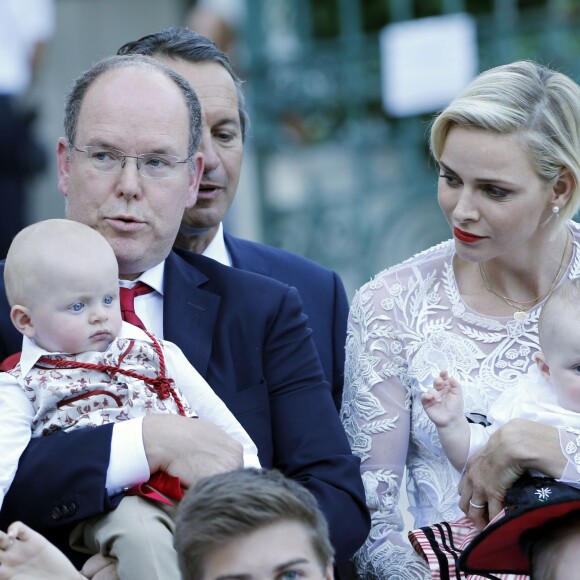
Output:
top-left (341, 222), bottom-right (580, 578)
top-left (559, 427), bottom-right (580, 487)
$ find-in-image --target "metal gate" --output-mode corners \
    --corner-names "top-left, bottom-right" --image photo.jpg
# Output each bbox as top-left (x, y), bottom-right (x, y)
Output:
top-left (239, 0), bottom-right (580, 296)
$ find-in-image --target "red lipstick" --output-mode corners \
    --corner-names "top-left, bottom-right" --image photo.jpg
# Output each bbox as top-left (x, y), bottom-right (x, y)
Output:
top-left (454, 227), bottom-right (485, 244)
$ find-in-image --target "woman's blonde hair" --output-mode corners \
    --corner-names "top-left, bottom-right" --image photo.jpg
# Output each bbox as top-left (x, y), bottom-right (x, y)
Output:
top-left (431, 61), bottom-right (580, 221)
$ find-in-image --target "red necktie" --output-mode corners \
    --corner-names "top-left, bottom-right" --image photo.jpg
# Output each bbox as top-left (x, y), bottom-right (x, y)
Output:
top-left (119, 282), bottom-right (154, 331)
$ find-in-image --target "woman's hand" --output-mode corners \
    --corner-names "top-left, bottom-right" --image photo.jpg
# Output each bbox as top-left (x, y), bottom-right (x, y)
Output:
top-left (458, 419), bottom-right (564, 529)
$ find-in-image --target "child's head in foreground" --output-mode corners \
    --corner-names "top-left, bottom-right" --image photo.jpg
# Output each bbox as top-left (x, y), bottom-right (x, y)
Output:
top-left (174, 468), bottom-right (335, 580)
top-left (4, 219), bottom-right (122, 354)
top-left (536, 277), bottom-right (580, 412)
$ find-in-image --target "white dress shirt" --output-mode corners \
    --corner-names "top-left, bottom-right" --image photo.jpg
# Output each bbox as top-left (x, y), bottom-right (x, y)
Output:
top-left (0, 320), bottom-right (259, 505)
top-left (200, 222), bottom-right (232, 266)
top-left (110, 226), bottom-right (234, 492)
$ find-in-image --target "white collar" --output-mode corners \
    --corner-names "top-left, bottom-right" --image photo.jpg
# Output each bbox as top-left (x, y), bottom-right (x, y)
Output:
top-left (118, 261), bottom-right (165, 295)
top-left (202, 223), bottom-right (232, 267)
top-left (18, 322), bottom-right (149, 377)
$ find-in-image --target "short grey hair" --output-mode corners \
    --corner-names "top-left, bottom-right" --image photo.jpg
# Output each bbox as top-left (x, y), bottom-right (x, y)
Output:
top-left (63, 54), bottom-right (202, 156)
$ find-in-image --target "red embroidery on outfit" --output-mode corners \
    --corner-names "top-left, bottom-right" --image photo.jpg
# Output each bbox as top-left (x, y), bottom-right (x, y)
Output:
top-left (37, 331), bottom-right (187, 416)
top-left (35, 330), bottom-right (188, 506)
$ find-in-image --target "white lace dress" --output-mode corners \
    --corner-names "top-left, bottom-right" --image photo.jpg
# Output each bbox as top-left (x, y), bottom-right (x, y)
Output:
top-left (341, 221), bottom-right (580, 579)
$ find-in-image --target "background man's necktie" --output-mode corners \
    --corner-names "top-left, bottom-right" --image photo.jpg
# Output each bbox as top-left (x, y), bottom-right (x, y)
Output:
top-left (119, 282), bottom-right (154, 331)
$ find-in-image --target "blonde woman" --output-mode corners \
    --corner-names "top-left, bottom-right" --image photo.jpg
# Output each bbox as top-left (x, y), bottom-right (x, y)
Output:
top-left (341, 60), bottom-right (580, 578)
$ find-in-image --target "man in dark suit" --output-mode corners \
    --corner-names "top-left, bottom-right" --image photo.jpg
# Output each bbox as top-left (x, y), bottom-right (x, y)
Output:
top-left (117, 28), bottom-right (348, 411)
top-left (0, 54), bottom-right (369, 569)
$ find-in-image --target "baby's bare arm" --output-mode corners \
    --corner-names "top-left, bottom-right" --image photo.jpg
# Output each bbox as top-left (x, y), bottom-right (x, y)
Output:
top-left (421, 370), bottom-right (470, 470)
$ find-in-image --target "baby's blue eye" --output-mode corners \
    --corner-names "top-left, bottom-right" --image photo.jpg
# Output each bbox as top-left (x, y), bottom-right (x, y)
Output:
top-left (280, 572), bottom-right (301, 580)
top-left (103, 296), bottom-right (114, 305)
top-left (71, 303), bottom-right (84, 312)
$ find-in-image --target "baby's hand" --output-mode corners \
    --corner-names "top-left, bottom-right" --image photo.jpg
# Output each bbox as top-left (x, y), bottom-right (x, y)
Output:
top-left (421, 370), bottom-right (464, 427)
top-left (0, 529), bottom-right (13, 550)
top-left (0, 521), bottom-right (85, 578)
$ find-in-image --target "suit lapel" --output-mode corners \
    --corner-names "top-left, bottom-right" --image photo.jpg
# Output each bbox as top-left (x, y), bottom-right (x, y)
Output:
top-left (162, 251), bottom-right (220, 378)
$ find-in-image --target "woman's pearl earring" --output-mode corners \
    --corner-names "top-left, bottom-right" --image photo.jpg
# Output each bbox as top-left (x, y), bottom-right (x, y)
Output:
top-left (553, 205), bottom-right (560, 215)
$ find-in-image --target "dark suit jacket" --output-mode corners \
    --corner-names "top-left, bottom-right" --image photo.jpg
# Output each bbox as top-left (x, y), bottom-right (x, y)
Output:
top-left (0, 250), bottom-right (369, 564)
top-left (225, 232), bottom-right (349, 411)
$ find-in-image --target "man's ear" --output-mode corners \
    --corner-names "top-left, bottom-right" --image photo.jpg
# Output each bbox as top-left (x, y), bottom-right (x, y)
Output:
top-left (10, 305), bottom-right (35, 338)
top-left (185, 152), bottom-right (203, 209)
top-left (324, 559), bottom-right (335, 580)
top-left (534, 351), bottom-right (551, 380)
top-left (56, 137), bottom-right (71, 199)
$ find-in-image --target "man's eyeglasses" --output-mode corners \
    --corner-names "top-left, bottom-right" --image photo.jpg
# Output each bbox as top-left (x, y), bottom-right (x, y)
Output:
top-left (72, 145), bottom-right (193, 179)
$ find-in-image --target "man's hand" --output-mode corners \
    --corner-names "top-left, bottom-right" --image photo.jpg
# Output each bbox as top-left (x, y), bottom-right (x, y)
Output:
top-left (142, 415), bottom-right (244, 488)
top-left (458, 419), bottom-right (563, 529)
